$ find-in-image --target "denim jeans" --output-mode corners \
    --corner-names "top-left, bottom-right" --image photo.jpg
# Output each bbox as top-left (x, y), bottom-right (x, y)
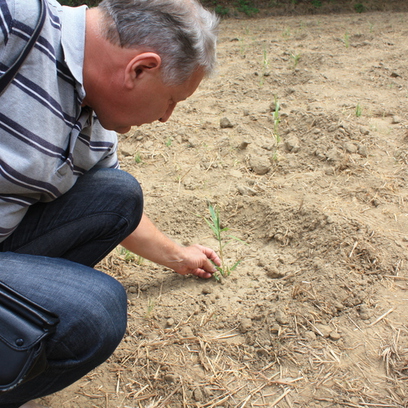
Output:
top-left (0, 168), bottom-right (143, 407)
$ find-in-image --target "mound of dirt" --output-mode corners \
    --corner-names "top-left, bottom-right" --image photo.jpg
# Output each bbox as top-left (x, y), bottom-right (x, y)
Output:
top-left (43, 6), bottom-right (408, 408)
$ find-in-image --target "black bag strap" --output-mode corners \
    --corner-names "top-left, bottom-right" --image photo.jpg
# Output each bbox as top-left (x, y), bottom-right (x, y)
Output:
top-left (0, 0), bottom-right (46, 94)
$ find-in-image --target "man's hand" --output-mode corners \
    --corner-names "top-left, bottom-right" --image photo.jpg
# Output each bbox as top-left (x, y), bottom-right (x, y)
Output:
top-left (121, 213), bottom-right (221, 279)
top-left (168, 244), bottom-right (221, 279)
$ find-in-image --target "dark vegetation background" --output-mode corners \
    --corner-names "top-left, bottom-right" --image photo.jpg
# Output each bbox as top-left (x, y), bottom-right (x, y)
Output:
top-left (58, 0), bottom-right (408, 17)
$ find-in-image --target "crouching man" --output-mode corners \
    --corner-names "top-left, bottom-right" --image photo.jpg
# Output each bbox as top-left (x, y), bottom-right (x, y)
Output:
top-left (0, 0), bottom-right (219, 406)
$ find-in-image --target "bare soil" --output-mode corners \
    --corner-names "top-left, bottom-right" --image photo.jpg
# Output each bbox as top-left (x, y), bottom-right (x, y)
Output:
top-left (43, 6), bottom-right (408, 408)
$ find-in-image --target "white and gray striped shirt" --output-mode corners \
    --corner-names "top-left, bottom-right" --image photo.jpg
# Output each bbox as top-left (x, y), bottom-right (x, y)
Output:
top-left (0, 0), bottom-right (119, 242)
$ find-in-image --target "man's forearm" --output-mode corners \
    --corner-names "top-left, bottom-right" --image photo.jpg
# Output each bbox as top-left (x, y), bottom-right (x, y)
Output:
top-left (121, 212), bottom-right (220, 278)
top-left (121, 213), bottom-right (185, 269)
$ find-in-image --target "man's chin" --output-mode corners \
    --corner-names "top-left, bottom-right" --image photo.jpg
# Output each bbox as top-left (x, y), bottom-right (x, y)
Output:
top-left (115, 126), bottom-right (132, 134)
top-left (96, 118), bottom-right (131, 134)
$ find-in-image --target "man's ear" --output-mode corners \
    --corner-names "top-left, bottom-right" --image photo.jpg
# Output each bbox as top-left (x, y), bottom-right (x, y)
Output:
top-left (124, 52), bottom-right (162, 89)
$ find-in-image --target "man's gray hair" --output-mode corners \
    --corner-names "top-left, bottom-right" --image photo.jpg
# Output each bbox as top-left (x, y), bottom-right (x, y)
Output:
top-left (98, 0), bottom-right (219, 85)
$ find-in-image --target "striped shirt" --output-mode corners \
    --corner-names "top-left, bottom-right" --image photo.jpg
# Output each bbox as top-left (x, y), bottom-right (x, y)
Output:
top-left (0, 0), bottom-right (119, 242)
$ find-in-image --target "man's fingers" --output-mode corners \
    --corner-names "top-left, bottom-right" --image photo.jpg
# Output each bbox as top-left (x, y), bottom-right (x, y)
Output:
top-left (196, 245), bottom-right (221, 267)
top-left (194, 269), bottom-right (213, 279)
top-left (202, 256), bottom-right (217, 273)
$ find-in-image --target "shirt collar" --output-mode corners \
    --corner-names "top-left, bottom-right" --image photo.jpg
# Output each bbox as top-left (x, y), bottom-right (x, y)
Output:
top-left (61, 5), bottom-right (87, 100)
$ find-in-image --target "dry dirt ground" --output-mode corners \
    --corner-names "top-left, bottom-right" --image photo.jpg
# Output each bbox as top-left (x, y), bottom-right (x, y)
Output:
top-left (43, 5), bottom-right (408, 408)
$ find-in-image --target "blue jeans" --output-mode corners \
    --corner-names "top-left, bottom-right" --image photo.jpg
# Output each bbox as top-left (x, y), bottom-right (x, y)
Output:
top-left (0, 168), bottom-right (143, 407)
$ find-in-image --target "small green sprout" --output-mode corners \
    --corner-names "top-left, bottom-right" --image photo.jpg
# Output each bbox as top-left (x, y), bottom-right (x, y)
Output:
top-left (356, 103), bottom-right (363, 117)
top-left (262, 48), bottom-right (269, 71)
top-left (291, 52), bottom-right (301, 69)
top-left (134, 153), bottom-right (143, 164)
top-left (136, 255), bottom-right (145, 266)
top-left (118, 247), bottom-right (145, 264)
top-left (145, 298), bottom-right (155, 319)
top-left (119, 247), bottom-right (136, 262)
top-left (282, 28), bottom-right (291, 39)
top-left (272, 94), bottom-right (281, 144)
top-left (344, 32), bottom-right (350, 48)
top-left (204, 204), bottom-right (244, 282)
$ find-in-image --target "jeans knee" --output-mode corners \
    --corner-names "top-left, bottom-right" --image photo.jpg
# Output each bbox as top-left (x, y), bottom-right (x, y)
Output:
top-left (96, 276), bottom-right (128, 344)
top-left (87, 276), bottom-right (128, 357)
top-left (50, 272), bottom-right (128, 366)
top-left (117, 172), bottom-right (144, 226)
top-left (92, 168), bottom-right (144, 231)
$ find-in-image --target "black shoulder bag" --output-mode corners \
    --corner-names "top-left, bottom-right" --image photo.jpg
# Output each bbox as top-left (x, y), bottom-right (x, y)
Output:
top-left (0, 281), bottom-right (59, 392)
top-left (0, 0), bottom-right (60, 393)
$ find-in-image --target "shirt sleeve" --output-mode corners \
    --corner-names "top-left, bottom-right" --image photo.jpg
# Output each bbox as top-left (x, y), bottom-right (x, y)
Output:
top-left (0, 199), bottom-right (30, 243)
top-left (0, 0), bottom-right (42, 243)
top-left (96, 148), bottom-right (120, 169)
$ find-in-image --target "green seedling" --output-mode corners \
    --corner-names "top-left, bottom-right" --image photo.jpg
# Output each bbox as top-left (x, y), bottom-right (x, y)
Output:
top-left (239, 38), bottom-right (246, 56)
top-left (344, 32), bottom-right (350, 48)
top-left (272, 94), bottom-right (281, 144)
top-left (134, 153), bottom-right (143, 164)
top-left (145, 298), bottom-right (155, 319)
top-left (291, 52), bottom-right (301, 69)
top-left (282, 27), bottom-right (291, 39)
top-left (136, 255), bottom-right (145, 265)
top-left (259, 48), bottom-right (270, 86)
top-left (262, 48), bottom-right (269, 71)
top-left (118, 247), bottom-right (136, 262)
top-left (356, 103), bottom-right (363, 117)
top-left (204, 204), bottom-right (244, 282)
top-left (118, 247), bottom-right (145, 265)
